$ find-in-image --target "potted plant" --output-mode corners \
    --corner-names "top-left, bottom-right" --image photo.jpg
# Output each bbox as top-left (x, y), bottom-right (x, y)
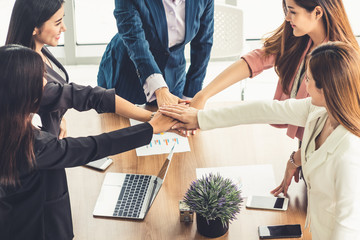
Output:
top-left (183, 173), bottom-right (243, 238)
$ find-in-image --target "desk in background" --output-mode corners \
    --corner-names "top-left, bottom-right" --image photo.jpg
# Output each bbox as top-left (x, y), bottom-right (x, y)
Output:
top-left (65, 102), bottom-right (311, 240)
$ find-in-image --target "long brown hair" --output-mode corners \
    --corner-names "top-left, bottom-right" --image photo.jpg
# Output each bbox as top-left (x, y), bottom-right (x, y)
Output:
top-left (309, 42), bottom-right (360, 137)
top-left (263, 0), bottom-right (359, 95)
top-left (0, 45), bottom-right (44, 186)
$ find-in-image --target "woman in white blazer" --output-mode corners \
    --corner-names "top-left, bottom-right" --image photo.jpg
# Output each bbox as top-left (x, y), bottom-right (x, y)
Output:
top-left (159, 42), bottom-right (360, 240)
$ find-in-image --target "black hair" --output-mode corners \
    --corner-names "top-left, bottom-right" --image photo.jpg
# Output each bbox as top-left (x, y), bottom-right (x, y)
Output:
top-left (6, 0), bottom-right (65, 49)
top-left (0, 44), bottom-right (44, 186)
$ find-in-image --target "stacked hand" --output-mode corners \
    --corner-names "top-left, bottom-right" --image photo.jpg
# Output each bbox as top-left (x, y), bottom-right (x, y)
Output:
top-left (155, 87), bottom-right (187, 107)
top-left (148, 111), bottom-right (178, 134)
top-left (188, 92), bottom-right (207, 110)
top-left (159, 104), bottom-right (200, 130)
top-left (155, 87), bottom-right (199, 135)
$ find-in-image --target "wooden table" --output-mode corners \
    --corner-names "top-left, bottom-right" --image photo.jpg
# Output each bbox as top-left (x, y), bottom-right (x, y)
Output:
top-left (65, 102), bottom-right (311, 240)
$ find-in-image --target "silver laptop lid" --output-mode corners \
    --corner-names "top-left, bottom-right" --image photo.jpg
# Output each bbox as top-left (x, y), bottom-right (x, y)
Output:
top-left (156, 144), bottom-right (175, 181)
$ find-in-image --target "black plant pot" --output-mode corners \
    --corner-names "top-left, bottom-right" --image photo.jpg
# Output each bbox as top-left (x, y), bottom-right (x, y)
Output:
top-left (196, 213), bottom-right (229, 238)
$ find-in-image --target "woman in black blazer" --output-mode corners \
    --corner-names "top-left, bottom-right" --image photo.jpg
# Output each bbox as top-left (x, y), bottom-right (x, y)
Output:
top-left (4, 1), bottom-right (169, 239)
top-left (0, 45), bottom-right (175, 239)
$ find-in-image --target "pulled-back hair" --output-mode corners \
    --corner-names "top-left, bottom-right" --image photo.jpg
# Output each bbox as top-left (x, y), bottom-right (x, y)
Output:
top-left (308, 42), bottom-right (360, 137)
top-left (0, 45), bottom-right (44, 186)
top-left (263, 0), bottom-right (359, 95)
top-left (6, 0), bottom-right (64, 49)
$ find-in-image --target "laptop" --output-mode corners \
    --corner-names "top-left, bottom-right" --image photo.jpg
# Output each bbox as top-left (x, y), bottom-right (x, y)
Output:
top-left (93, 145), bottom-right (175, 220)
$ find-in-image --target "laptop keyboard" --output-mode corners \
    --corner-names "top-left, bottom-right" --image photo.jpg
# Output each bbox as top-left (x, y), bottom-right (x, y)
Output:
top-left (113, 174), bottom-right (151, 218)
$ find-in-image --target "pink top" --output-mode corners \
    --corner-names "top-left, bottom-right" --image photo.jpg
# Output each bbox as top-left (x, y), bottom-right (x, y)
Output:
top-left (242, 39), bottom-right (313, 140)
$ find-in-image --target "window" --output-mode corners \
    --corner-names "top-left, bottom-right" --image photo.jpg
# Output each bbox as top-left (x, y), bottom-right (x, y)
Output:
top-left (70, 0), bottom-right (360, 48)
top-left (1, 0), bottom-right (358, 64)
top-left (241, 0), bottom-right (283, 39)
top-left (0, 1), bottom-right (65, 46)
top-left (74, 0), bottom-right (116, 44)
top-left (343, 0), bottom-right (360, 36)
top-left (0, 0), bottom-right (15, 45)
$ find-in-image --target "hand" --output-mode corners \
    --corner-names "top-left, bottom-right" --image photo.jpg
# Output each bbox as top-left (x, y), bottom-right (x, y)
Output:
top-left (59, 118), bottom-right (67, 139)
top-left (271, 150), bottom-right (301, 196)
top-left (173, 100), bottom-right (197, 136)
top-left (170, 103), bottom-right (198, 136)
top-left (148, 111), bottom-right (177, 134)
top-left (189, 92), bottom-right (207, 109)
top-left (159, 104), bottom-right (199, 130)
top-left (155, 87), bottom-right (181, 107)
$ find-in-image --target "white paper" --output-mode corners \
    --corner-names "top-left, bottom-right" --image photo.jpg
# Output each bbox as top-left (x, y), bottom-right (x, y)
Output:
top-left (130, 119), bottom-right (190, 156)
top-left (196, 164), bottom-right (276, 197)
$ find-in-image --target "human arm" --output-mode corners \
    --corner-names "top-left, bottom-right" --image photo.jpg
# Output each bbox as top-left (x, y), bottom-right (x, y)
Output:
top-left (43, 80), bottom-right (154, 121)
top-left (42, 82), bottom-right (153, 121)
top-left (198, 98), bottom-right (311, 130)
top-left (183, 0), bottom-right (214, 99)
top-left (162, 98), bottom-right (311, 131)
top-left (114, 1), bottom-right (167, 103)
top-left (115, 95), bottom-right (153, 122)
top-left (41, 82), bottom-right (116, 114)
top-left (190, 48), bottom-right (275, 109)
top-left (271, 150), bottom-right (301, 196)
top-left (190, 59), bottom-right (251, 109)
top-left (35, 109), bottom-right (177, 169)
top-left (35, 123), bottom-right (154, 169)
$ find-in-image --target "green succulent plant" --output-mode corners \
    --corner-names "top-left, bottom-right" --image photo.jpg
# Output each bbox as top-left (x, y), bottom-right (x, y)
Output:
top-left (184, 173), bottom-right (243, 227)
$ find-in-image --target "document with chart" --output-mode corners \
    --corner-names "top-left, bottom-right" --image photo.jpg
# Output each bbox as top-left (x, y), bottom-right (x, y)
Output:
top-left (130, 119), bottom-right (190, 156)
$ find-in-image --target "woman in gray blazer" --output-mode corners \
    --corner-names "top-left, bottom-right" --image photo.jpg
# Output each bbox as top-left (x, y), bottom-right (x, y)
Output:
top-left (160, 42), bottom-right (360, 239)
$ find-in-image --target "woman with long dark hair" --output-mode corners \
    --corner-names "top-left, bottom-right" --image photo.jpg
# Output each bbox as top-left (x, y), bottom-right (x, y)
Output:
top-left (188, 0), bottom-right (360, 195)
top-left (0, 45), bottom-right (174, 240)
top-left (4, 1), bottom-right (165, 239)
top-left (160, 41), bottom-right (360, 239)
top-left (6, 0), bottom-right (154, 137)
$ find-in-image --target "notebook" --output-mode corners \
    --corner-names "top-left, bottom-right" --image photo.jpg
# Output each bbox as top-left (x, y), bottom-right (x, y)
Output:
top-left (93, 145), bottom-right (175, 220)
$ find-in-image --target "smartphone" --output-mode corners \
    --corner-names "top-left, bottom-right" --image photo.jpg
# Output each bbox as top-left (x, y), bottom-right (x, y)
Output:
top-left (258, 224), bottom-right (302, 239)
top-left (246, 195), bottom-right (288, 211)
top-left (85, 157), bottom-right (113, 171)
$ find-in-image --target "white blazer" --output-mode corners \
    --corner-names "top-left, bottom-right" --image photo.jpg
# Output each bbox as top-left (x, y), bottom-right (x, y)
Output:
top-left (198, 98), bottom-right (360, 240)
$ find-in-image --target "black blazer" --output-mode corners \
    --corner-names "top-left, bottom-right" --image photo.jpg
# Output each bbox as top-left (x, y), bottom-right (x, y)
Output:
top-left (1, 47), bottom-right (120, 240)
top-left (40, 47), bottom-right (116, 136)
top-left (0, 123), bottom-right (153, 240)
